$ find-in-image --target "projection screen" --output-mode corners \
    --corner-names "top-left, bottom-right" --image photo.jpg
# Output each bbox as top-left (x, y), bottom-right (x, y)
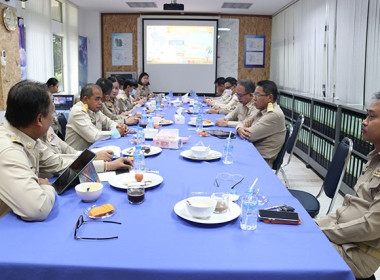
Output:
top-left (143, 19), bottom-right (218, 94)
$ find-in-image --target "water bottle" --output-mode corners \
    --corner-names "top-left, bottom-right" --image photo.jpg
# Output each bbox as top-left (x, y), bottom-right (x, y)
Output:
top-left (223, 137), bottom-right (234, 164)
top-left (147, 115), bottom-right (154, 129)
top-left (193, 100), bottom-right (199, 114)
top-left (195, 111), bottom-right (203, 132)
top-left (240, 192), bottom-right (258, 231)
top-left (133, 145), bottom-right (145, 173)
top-left (136, 126), bottom-right (145, 145)
top-left (140, 110), bottom-right (147, 127)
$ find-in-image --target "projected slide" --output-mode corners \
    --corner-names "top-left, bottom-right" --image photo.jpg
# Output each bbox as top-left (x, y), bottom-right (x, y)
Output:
top-left (146, 26), bottom-right (214, 64)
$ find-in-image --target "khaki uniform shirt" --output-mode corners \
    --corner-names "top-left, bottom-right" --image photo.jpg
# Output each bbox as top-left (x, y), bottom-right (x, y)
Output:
top-left (0, 121), bottom-right (70, 221)
top-left (65, 101), bottom-right (117, 150)
top-left (42, 127), bottom-right (104, 173)
top-left (316, 150), bottom-right (380, 277)
top-left (225, 98), bottom-right (258, 127)
top-left (218, 96), bottom-right (240, 115)
top-left (134, 85), bottom-right (153, 99)
top-left (117, 92), bottom-right (140, 113)
top-left (236, 102), bottom-right (286, 168)
top-left (101, 101), bottom-right (124, 122)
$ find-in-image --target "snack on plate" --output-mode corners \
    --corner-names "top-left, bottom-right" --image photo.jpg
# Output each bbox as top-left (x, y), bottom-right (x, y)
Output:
top-left (198, 131), bottom-right (209, 136)
top-left (89, 203), bottom-right (115, 217)
top-left (204, 120), bottom-right (212, 124)
top-left (142, 146), bottom-right (151, 154)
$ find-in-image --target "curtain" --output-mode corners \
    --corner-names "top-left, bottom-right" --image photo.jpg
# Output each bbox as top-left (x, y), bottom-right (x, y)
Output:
top-left (23, 0), bottom-right (53, 83)
top-left (334, 0), bottom-right (368, 104)
top-left (365, 0), bottom-right (380, 106)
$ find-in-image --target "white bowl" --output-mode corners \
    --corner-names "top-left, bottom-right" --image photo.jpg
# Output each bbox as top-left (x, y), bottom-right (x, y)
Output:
top-left (75, 182), bottom-right (103, 202)
top-left (191, 146), bottom-right (210, 158)
top-left (186, 196), bottom-right (217, 219)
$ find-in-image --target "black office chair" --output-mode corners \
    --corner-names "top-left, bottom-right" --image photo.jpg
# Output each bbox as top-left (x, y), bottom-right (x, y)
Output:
top-left (272, 125), bottom-right (291, 172)
top-left (289, 137), bottom-right (353, 218)
top-left (277, 115), bottom-right (304, 188)
top-left (57, 113), bottom-right (67, 140)
top-left (356, 276), bottom-right (376, 280)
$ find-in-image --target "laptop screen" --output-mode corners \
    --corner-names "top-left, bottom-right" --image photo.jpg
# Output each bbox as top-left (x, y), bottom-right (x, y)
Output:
top-left (53, 95), bottom-right (74, 110)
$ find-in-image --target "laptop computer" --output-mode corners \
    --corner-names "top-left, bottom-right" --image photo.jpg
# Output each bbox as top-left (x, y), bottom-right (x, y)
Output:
top-left (52, 149), bottom-right (97, 195)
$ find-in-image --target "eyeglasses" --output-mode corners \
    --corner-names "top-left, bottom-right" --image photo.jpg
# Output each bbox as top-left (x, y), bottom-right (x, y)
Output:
top-left (253, 93), bottom-right (269, 97)
top-left (215, 172), bottom-right (244, 189)
top-left (235, 93), bottom-right (250, 99)
top-left (74, 215), bottom-right (121, 240)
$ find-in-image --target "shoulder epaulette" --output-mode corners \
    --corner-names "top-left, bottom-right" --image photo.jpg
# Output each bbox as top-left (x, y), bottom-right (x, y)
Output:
top-left (81, 104), bottom-right (88, 113)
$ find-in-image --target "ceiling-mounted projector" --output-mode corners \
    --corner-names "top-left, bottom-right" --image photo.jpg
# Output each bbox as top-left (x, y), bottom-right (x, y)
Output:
top-left (163, 1), bottom-right (184, 10)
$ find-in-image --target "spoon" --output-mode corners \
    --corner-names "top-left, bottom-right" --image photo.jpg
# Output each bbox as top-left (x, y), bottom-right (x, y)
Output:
top-left (186, 200), bottom-right (192, 206)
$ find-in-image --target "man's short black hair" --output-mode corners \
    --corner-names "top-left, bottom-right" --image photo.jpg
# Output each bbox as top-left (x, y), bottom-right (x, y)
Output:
top-left (225, 77), bottom-right (237, 86)
top-left (46, 77), bottom-right (58, 87)
top-left (95, 78), bottom-right (113, 95)
top-left (5, 80), bottom-right (51, 128)
top-left (214, 77), bottom-right (225, 85)
top-left (257, 80), bottom-right (279, 102)
top-left (238, 79), bottom-right (256, 94)
top-left (124, 79), bottom-right (138, 88)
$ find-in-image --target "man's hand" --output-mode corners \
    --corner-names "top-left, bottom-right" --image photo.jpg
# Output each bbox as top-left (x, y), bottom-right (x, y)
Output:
top-left (124, 116), bottom-right (139, 125)
top-left (237, 127), bottom-right (251, 140)
top-left (107, 157), bottom-right (134, 171)
top-left (95, 150), bottom-right (113, 161)
top-left (215, 118), bottom-right (228, 127)
top-left (116, 124), bottom-right (128, 136)
top-left (38, 178), bottom-right (51, 185)
top-left (207, 108), bottom-right (219, 114)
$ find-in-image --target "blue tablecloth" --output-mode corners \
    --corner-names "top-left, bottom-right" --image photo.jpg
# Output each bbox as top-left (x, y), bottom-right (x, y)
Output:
top-left (0, 104), bottom-right (354, 280)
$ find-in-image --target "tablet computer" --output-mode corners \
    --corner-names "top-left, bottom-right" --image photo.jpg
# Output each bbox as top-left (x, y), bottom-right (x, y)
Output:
top-left (207, 130), bottom-right (236, 139)
top-left (52, 149), bottom-right (97, 195)
top-left (258, 210), bottom-right (301, 225)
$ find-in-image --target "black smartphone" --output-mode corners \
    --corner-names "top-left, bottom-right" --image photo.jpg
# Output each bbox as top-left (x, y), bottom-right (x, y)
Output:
top-left (258, 210), bottom-right (301, 225)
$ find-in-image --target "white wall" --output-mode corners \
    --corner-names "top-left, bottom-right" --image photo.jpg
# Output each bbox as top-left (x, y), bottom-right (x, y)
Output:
top-left (78, 8), bottom-right (102, 84)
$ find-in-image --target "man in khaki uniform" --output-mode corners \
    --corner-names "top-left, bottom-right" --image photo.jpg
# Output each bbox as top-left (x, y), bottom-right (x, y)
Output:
top-left (207, 77), bottom-right (238, 114)
top-left (316, 93), bottom-right (380, 279)
top-left (42, 126), bottom-right (133, 174)
top-left (65, 83), bottom-right (128, 151)
top-left (236, 80), bottom-right (286, 168)
top-left (0, 81), bottom-right (71, 221)
top-left (215, 79), bottom-right (258, 128)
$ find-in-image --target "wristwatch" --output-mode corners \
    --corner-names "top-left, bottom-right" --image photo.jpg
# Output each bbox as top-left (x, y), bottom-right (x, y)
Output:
top-left (3, 7), bottom-right (17, 32)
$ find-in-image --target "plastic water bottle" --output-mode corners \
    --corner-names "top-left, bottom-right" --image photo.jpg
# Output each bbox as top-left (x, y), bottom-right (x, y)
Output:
top-left (147, 115), bottom-right (154, 129)
top-left (136, 126), bottom-right (145, 145)
top-left (195, 111), bottom-right (203, 132)
top-left (140, 110), bottom-right (147, 126)
top-left (193, 100), bottom-right (199, 114)
top-left (240, 193), bottom-right (258, 230)
top-left (223, 137), bottom-right (234, 164)
top-left (133, 145), bottom-right (145, 173)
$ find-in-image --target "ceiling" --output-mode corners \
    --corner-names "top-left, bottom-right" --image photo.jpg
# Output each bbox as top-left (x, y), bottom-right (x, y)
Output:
top-left (69, 0), bottom-right (295, 16)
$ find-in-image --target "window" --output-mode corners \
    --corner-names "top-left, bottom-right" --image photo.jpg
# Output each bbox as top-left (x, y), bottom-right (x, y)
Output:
top-left (53, 34), bottom-right (64, 92)
top-left (51, 0), bottom-right (62, 23)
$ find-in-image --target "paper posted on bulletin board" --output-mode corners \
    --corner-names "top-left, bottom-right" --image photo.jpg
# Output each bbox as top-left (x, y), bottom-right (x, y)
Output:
top-left (112, 33), bottom-right (132, 66)
top-left (244, 35), bottom-right (265, 68)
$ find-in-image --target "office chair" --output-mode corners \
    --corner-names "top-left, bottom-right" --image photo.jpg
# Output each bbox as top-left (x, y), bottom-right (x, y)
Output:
top-left (57, 113), bottom-right (67, 140)
top-left (277, 115), bottom-right (304, 188)
top-left (272, 125), bottom-right (291, 172)
top-left (289, 137), bottom-right (353, 218)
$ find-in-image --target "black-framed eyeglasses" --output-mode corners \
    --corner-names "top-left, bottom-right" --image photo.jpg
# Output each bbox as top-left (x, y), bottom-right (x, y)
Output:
top-left (253, 93), bottom-right (269, 97)
top-left (215, 174), bottom-right (244, 189)
top-left (74, 215), bottom-right (121, 240)
top-left (235, 93), bottom-right (250, 99)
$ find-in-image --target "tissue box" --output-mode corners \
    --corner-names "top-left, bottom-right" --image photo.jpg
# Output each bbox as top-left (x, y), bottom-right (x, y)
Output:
top-left (153, 129), bottom-right (183, 149)
top-left (143, 128), bottom-right (159, 139)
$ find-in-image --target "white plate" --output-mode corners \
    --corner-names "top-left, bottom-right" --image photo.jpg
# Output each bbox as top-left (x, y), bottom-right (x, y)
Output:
top-left (108, 172), bottom-right (163, 189)
top-left (159, 120), bottom-right (173, 125)
top-left (188, 120), bottom-right (214, 127)
top-left (180, 149), bottom-right (222, 161)
top-left (84, 204), bottom-right (117, 219)
top-left (122, 145), bottom-right (162, 157)
top-left (174, 199), bottom-right (241, 224)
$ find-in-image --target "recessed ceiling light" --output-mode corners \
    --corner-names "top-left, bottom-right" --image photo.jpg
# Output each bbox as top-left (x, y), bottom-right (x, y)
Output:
top-left (222, 2), bottom-right (252, 9)
top-left (126, 2), bottom-right (157, 8)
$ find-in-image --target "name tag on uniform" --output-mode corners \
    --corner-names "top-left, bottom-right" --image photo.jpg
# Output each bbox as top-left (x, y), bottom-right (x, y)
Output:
top-left (373, 170), bottom-right (380, 178)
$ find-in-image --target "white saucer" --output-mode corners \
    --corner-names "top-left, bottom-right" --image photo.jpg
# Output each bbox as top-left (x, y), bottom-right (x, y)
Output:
top-left (122, 145), bottom-right (162, 157)
top-left (174, 199), bottom-right (241, 224)
top-left (180, 149), bottom-right (222, 160)
top-left (108, 172), bottom-right (163, 189)
top-left (188, 121), bottom-right (214, 127)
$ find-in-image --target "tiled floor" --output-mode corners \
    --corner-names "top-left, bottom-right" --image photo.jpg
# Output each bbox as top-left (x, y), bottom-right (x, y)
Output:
top-left (280, 154), bottom-right (379, 279)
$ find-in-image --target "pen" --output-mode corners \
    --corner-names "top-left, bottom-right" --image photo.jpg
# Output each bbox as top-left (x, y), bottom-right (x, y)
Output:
top-left (264, 204), bottom-right (286, 211)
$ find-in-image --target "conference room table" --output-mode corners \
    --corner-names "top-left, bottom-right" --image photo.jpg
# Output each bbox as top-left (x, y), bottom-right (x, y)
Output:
top-left (0, 102), bottom-right (355, 280)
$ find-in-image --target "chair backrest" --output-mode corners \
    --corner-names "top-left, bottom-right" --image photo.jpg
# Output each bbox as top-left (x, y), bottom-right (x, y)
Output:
top-left (57, 113), bottom-right (67, 139)
top-left (286, 114), bottom-right (304, 155)
top-left (323, 137), bottom-right (353, 213)
top-left (272, 125), bottom-right (291, 172)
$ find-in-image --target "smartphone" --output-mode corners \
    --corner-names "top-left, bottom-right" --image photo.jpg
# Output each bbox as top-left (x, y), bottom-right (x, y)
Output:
top-left (258, 210), bottom-right (301, 225)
